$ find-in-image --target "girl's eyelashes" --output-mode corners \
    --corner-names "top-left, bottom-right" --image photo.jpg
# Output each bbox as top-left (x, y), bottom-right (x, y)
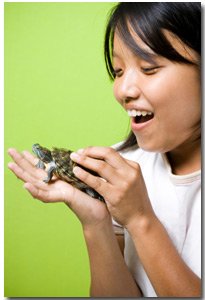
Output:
top-left (112, 65), bottom-right (162, 78)
top-left (113, 68), bottom-right (123, 77)
top-left (140, 65), bottom-right (161, 75)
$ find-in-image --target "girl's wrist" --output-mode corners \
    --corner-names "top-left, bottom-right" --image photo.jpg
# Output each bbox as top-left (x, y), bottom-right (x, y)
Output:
top-left (125, 211), bottom-right (158, 236)
top-left (82, 214), bottom-right (113, 237)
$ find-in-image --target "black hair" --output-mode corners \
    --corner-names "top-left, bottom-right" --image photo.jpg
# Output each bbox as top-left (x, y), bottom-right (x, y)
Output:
top-left (104, 2), bottom-right (201, 151)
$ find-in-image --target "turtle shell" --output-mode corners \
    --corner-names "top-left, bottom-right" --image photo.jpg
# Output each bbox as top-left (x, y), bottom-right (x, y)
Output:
top-left (50, 147), bottom-right (104, 201)
top-left (51, 148), bottom-right (76, 182)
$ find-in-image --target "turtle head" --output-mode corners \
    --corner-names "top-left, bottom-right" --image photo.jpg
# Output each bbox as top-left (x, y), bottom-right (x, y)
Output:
top-left (32, 143), bottom-right (52, 163)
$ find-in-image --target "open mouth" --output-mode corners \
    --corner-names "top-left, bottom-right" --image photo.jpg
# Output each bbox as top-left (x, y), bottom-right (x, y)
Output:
top-left (134, 114), bottom-right (154, 123)
top-left (127, 109), bottom-right (154, 124)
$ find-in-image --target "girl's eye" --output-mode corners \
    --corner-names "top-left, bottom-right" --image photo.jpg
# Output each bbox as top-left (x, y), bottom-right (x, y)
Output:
top-left (141, 66), bottom-right (161, 75)
top-left (113, 68), bottom-right (123, 78)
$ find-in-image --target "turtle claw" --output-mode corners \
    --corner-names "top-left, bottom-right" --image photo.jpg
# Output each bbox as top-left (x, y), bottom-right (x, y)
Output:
top-left (43, 177), bottom-right (50, 183)
top-left (36, 160), bottom-right (45, 169)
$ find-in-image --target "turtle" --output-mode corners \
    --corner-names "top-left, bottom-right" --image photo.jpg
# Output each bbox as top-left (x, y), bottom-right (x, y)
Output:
top-left (32, 143), bottom-right (104, 202)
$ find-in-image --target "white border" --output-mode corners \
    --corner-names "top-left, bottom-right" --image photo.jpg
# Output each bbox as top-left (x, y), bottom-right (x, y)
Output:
top-left (1, 0), bottom-right (4, 299)
top-left (2, 1), bottom-right (204, 299)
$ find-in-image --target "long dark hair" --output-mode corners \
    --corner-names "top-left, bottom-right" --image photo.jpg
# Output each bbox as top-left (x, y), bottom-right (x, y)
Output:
top-left (104, 2), bottom-right (201, 151)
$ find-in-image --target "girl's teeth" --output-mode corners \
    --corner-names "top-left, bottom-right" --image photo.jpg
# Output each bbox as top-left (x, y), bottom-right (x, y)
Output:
top-left (127, 109), bottom-right (153, 117)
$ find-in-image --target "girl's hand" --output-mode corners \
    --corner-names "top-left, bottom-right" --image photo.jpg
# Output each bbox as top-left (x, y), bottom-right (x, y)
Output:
top-left (70, 147), bottom-right (155, 228)
top-left (8, 148), bottom-right (110, 230)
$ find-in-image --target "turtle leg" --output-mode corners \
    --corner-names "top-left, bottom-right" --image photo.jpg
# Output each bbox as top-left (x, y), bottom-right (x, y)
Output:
top-left (43, 166), bottom-right (56, 183)
top-left (36, 160), bottom-right (45, 169)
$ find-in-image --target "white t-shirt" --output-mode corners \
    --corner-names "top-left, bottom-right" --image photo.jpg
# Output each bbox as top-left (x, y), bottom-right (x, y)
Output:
top-left (114, 146), bottom-right (201, 297)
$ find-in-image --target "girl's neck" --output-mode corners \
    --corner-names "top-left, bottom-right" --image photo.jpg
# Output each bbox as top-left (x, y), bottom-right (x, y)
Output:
top-left (166, 139), bottom-right (201, 176)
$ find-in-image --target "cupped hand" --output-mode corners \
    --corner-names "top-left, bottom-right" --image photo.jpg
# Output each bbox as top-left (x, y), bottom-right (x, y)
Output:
top-left (70, 147), bottom-right (155, 228)
top-left (7, 148), bottom-right (110, 229)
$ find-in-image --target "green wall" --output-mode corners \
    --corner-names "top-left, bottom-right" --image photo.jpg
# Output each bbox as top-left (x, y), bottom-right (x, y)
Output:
top-left (4, 2), bottom-right (129, 297)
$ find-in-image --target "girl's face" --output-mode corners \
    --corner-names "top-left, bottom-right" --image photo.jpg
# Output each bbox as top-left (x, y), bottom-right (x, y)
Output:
top-left (113, 31), bottom-right (201, 153)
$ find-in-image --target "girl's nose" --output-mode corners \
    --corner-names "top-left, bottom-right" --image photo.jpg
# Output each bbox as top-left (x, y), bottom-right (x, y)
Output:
top-left (117, 70), bottom-right (141, 104)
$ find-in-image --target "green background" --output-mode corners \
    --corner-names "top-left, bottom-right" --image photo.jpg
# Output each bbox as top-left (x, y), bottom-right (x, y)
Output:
top-left (4, 2), bottom-right (129, 297)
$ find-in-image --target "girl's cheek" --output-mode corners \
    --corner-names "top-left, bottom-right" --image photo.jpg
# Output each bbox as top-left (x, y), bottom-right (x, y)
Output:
top-left (113, 81), bottom-right (123, 106)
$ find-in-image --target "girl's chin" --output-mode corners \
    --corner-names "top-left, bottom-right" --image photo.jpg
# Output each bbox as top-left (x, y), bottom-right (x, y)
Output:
top-left (136, 139), bottom-right (169, 153)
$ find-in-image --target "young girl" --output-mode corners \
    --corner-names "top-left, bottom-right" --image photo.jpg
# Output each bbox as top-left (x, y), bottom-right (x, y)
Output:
top-left (8, 3), bottom-right (201, 297)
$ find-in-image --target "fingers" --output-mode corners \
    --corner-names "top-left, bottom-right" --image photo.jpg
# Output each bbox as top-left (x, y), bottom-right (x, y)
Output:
top-left (8, 148), bottom-right (46, 181)
top-left (24, 182), bottom-right (49, 201)
top-left (24, 182), bottom-right (65, 203)
top-left (8, 162), bottom-right (47, 190)
top-left (125, 158), bottom-right (140, 169)
top-left (75, 147), bottom-right (127, 169)
top-left (8, 148), bottom-right (105, 211)
top-left (70, 147), bottom-right (141, 201)
top-left (24, 179), bottom-right (96, 207)
top-left (8, 148), bottom-right (37, 166)
top-left (70, 151), bottom-right (117, 182)
top-left (22, 150), bottom-right (38, 166)
top-left (70, 146), bottom-right (132, 182)
top-left (8, 161), bottom-right (33, 183)
top-left (73, 166), bottom-right (110, 197)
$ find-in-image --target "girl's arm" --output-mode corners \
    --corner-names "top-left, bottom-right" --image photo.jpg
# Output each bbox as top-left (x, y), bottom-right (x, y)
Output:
top-left (8, 148), bottom-right (141, 297)
top-left (83, 218), bottom-right (141, 297)
top-left (70, 146), bottom-right (201, 297)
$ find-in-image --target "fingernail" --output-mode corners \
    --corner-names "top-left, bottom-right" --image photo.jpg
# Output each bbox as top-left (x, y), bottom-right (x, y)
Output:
top-left (24, 183), bottom-right (30, 190)
top-left (73, 166), bottom-right (81, 175)
top-left (8, 162), bottom-right (14, 169)
top-left (70, 152), bottom-right (80, 160)
top-left (8, 148), bottom-right (15, 155)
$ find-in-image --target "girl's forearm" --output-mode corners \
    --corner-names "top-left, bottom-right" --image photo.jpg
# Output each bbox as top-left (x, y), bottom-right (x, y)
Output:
top-left (83, 219), bottom-right (141, 297)
top-left (127, 215), bottom-right (201, 297)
